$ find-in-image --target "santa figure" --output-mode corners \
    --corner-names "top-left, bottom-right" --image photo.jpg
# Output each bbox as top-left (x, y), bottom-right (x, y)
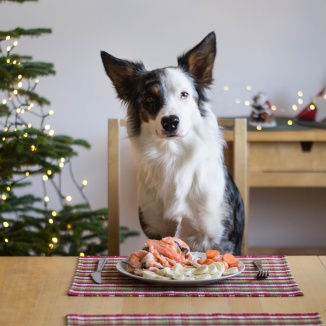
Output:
top-left (249, 92), bottom-right (276, 127)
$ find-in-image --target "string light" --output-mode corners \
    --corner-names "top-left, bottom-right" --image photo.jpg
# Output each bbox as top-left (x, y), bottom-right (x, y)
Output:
top-left (52, 237), bottom-right (58, 244)
top-left (42, 175), bottom-right (48, 181)
top-left (288, 120), bottom-right (293, 126)
top-left (49, 130), bottom-right (54, 136)
top-left (48, 218), bottom-right (54, 224)
top-left (49, 110), bottom-right (54, 115)
top-left (271, 105), bottom-right (277, 111)
top-left (66, 196), bottom-right (72, 202)
top-left (246, 85), bottom-right (252, 91)
top-left (49, 243), bottom-right (53, 249)
top-left (44, 124), bottom-right (50, 130)
top-left (2, 99), bottom-right (6, 104)
top-left (13, 41), bottom-right (18, 47)
top-left (4, 239), bottom-right (9, 243)
top-left (292, 104), bottom-right (298, 111)
top-left (309, 104), bottom-right (316, 110)
top-left (47, 170), bottom-right (52, 176)
top-left (298, 91), bottom-right (303, 97)
top-left (6, 187), bottom-right (10, 191)
top-left (256, 125), bottom-right (262, 131)
top-left (298, 98), bottom-right (303, 105)
top-left (223, 85), bottom-right (229, 91)
top-left (67, 224), bottom-right (72, 229)
top-left (25, 171), bottom-right (29, 176)
top-left (79, 252), bottom-right (85, 257)
top-left (3, 221), bottom-right (9, 227)
top-left (52, 211), bottom-right (57, 217)
top-left (31, 145), bottom-right (37, 151)
top-left (244, 100), bottom-right (251, 106)
top-left (59, 161), bottom-right (64, 168)
top-left (1, 195), bottom-right (7, 201)
top-left (82, 180), bottom-right (88, 186)
top-left (6, 35), bottom-right (10, 40)
top-left (44, 196), bottom-right (50, 202)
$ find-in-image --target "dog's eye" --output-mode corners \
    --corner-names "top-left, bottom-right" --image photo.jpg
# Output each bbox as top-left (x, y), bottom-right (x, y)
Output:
top-left (145, 96), bottom-right (154, 103)
top-left (180, 92), bottom-right (189, 99)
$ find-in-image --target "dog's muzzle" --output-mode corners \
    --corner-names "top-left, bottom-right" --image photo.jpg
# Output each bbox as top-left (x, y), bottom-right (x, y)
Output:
top-left (161, 115), bottom-right (179, 137)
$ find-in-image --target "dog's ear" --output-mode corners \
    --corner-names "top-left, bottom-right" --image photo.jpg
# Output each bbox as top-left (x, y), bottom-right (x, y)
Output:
top-left (101, 51), bottom-right (146, 103)
top-left (177, 32), bottom-right (216, 87)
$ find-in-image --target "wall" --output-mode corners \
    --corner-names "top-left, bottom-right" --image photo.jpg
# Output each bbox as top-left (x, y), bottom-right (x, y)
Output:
top-left (1, 0), bottom-right (326, 255)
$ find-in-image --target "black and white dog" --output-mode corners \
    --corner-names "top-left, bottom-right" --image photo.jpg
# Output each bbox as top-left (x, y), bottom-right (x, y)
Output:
top-left (101, 32), bottom-right (244, 255)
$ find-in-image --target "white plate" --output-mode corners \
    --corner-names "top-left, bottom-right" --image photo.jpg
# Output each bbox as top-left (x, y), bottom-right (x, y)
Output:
top-left (116, 252), bottom-right (245, 285)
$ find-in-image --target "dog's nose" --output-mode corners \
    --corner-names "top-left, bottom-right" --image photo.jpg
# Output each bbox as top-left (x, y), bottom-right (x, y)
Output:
top-left (161, 115), bottom-right (179, 132)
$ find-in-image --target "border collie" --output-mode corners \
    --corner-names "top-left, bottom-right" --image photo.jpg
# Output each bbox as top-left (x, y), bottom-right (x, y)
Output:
top-left (101, 32), bottom-right (244, 255)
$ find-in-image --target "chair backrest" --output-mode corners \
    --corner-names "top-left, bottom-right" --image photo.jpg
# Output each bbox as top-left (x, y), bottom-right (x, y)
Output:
top-left (108, 118), bottom-right (247, 256)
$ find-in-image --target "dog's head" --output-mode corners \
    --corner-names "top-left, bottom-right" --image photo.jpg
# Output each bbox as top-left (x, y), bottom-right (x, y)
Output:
top-left (101, 32), bottom-right (216, 139)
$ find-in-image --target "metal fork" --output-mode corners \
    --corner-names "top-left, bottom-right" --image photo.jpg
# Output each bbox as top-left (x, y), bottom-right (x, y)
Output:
top-left (253, 260), bottom-right (269, 279)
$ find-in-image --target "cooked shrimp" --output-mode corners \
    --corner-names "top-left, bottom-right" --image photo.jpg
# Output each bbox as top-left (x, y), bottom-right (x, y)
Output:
top-left (127, 249), bottom-right (163, 273)
top-left (146, 239), bottom-right (186, 263)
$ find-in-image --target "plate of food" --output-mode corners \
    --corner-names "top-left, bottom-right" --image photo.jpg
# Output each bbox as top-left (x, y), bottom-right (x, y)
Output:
top-left (116, 237), bottom-right (245, 285)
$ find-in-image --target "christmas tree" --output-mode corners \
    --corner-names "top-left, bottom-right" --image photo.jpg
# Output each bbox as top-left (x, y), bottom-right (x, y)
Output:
top-left (0, 2), bottom-right (138, 256)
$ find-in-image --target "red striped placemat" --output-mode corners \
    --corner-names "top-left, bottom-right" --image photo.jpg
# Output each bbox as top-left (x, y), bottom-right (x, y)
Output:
top-left (68, 256), bottom-right (303, 297)
top-left (66, 313), bottom-right (323, 325)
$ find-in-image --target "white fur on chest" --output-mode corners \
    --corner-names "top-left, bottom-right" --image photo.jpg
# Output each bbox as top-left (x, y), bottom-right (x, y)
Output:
top-left (130, 114), bottom-right (227, 251)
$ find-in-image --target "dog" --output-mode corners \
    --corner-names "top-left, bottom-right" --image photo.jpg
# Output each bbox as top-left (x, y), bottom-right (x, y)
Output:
top-left (101, 32), bottom-right (244, 255)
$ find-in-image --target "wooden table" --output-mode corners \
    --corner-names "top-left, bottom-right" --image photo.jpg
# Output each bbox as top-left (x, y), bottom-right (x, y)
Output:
top-left (0, 256), bottom-right (325, 325)
top-left (224, 119), bottom-right (326, 254)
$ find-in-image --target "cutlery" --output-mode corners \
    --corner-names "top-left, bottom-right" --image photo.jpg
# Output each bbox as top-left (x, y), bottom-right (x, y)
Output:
top-left (253, 260), bottom-right (269, 279)
top-left (90, 258), bottom-right (107, 284)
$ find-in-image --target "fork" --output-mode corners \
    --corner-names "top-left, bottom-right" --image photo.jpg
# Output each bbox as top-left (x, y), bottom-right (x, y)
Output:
top-left (253, 260), bottom-right (269, 279)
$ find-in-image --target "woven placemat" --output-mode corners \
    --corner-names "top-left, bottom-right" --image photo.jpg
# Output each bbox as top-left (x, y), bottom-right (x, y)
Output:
top-left (68, 255), bottom-right (303, 297)
top-left (66, 313), bottom-right (323, 325)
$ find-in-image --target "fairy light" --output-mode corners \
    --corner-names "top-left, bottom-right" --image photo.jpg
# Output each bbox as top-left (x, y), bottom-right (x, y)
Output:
top-left (298, 98), bottom-right (303, 105)
top-left (2, 137), bottom-right (5, 141)
top-left (60, 157), bottom-right (65, 163)
top-left (17, 82), bottom-right (22, 88)
top-left (235, 99), bottom-right (241, 104)
top-left (44, 196), bottom-right (50, 202)
top-left (31, 145), bottom-right (37, 151)
top-left (4, 238), bottom-right (9, 243)
top-left (13, 60), bottom-right (17, 65)
top-left (16, 108), bottom-right (21, 113)
top-left (28, 124), bottom-right (32, 128)
top-left (298, 91), bottom-right (303, 97)
top-left (6, 187), bottom-right (10, 192)
top-left (13, 41), bottom-right (18, 47)
top-left (49, 243), bottom-right (54, 249)
top-left (48, 218), bottom-right (54, 224)
top-left (244, 100), bottom-right (251, 106)
top-left (49, 130), bottom-right (54, 136)
top-left (2, 195), bottom-right (7, 201)
top-left (292, 104), bottom-right (298, 111)
top-left (6, 36), bottom-right (10, 40)
top-left (52, 211), bottom-right (57, 217)
top-left (25, 171), bottom-right (29, 176)
top-left (47, 170), bottom-right (52, 176)
top-left (310, 104), bottom-right (316, 110)
top-left (18, 74), bottom-right (22, 79)
top-left (6, 46), bottom-right (11, 52)
top-left (49, 110), bottom-right (54, 115)
top-left (42, 175), bottom-right (48, 181)
top-left (66, 195), bottom-right (72, 202)
top-left (79, 252), bottom-right (85, 257)
top-left (13, 90), bottom-right (18, 95)
top-left (288, 120), bottom-right (293, 126)
top-left (82, 180), bottom-right (88, 186)
top-left (246, 85), bottom-right (252, 91)
top-left (6, 58), bottom-right (10, 64)
top-left (271, 105), bottom-right (277, 111)
top-left (2, 99), bottom-right (7, 105)
top-left (59, 162), bottom-right (64, 168)
top-left (23, 133), bottom-right (28, 137)
top-left (4, 127), bottom-right (8, 132)
top-left (52, 237), bottom-right (58, 244)
top-left (44, 124), bottom-right (50, 130)
top-left (223, 85), bottom-right (229, 91)
top-left (35, 78), bottom-right (39, 84)
top-left (3, 221), bottom-right (9, 227)
top-left (256, 125), bottom-right (262, 131)
top-left (67, 224), bottom-right (72, 229)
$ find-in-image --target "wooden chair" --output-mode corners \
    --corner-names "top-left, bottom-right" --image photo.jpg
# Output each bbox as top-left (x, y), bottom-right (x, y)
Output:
top-left (108, 118), bottom-right (247, 256)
